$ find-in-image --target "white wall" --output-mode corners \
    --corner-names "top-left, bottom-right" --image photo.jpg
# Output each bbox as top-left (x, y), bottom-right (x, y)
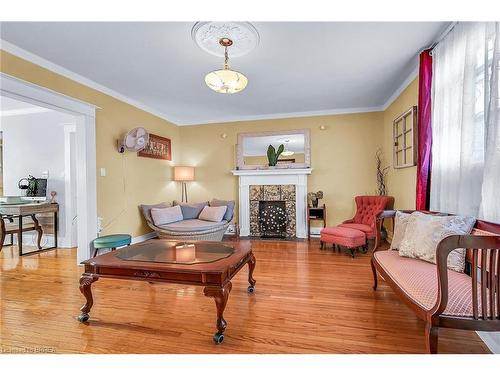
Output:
top-left (0, 109), bottom-right (76, 247)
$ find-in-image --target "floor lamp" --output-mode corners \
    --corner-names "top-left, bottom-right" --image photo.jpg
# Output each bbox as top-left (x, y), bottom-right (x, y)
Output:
top-left (174, 166), bottom-right (195, 202)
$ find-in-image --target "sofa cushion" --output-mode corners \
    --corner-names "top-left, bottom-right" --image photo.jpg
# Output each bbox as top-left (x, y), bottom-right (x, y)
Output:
top-left (150, 205), bottom-right (183, 226)
top-left (390, 211), bottom-right (411, 250)
top-left (173, 201), bottom-right (208, 219)
top-left (139, 202), bottom-right (172, 225)
top-left (399, 212), bottom-right (476, 272)
top-left (374, 250), bottom-right (485, 317)
top-left (199, 206), bottom-right (227, 222)
top-left (210, 198), bottom-right (235, 222)
top-left (159, 219), bottom-right (228, 232)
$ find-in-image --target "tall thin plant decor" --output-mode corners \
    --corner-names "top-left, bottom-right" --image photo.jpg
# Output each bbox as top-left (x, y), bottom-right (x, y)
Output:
top-left (375, 148), bottom-right (389, 196)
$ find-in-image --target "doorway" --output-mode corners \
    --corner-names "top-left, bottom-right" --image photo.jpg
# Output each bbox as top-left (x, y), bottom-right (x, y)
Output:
top-left (0, 72), bottom-right (97, 263)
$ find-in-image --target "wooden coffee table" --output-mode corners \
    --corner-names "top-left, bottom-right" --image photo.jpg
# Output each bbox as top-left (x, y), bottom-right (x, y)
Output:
top-left (77, 240), bottom-right (256, 344)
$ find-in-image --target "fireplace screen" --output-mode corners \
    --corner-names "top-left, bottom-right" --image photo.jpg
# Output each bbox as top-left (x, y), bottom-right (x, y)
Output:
top-left (259, 200), bottom-right (287, 238)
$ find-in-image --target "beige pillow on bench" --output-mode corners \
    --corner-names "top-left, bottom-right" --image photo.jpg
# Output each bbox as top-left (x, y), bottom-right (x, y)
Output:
top-left (151, 205), bottom-right (183, 226)
top-left (398, 212), bottom-right (476, 273)
top-left (390, 211), bottom-right (411, 250)
top-left (198, 206), bottom-right (227, 222)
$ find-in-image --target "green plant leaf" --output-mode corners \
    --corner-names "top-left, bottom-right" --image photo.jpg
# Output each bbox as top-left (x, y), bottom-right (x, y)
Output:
top-left (276, 144), bottom-right (285, 159)
top-left (267, 145), bottom-right (277, 166)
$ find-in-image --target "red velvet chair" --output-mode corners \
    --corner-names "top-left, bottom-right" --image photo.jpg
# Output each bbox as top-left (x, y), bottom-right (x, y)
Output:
top-left (339, 196), bottom-right (394, 240)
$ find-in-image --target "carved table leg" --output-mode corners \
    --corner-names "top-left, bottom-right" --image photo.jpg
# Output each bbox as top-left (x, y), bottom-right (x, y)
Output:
top-left (204, 282), bottom-right (232, 344)
top-left (247, 252), bottom-right (256, 293)
top-left (78, 274), bottom-right (98, 322)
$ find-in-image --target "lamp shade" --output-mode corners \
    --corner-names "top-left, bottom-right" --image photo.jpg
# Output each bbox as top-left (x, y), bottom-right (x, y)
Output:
top-left (174, 166), bottom-right (195, 181)
top-left (205, 69), bottom-right (248, 94)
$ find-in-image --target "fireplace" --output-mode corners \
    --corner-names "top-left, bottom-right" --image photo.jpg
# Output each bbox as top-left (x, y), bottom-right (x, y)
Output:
top-left (258, 200), bottom-right (287, 238)
top-left (249, 184), bottom-right (296, 238)
top-left (231, 168), bottom-right (312, 238)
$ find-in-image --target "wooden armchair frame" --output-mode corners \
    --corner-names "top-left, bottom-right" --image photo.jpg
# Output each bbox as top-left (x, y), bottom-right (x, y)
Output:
top-left (371, 210), bottom-right (500, 353)
top-left (0, 214), bottom-right (43, 253)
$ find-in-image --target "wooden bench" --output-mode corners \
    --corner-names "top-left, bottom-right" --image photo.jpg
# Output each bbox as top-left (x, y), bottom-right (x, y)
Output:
top-left (371, 210), bottom-right (500, 353)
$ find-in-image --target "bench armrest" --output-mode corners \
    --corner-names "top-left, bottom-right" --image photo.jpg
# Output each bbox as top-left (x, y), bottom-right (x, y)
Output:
top-left (431, 234), bottom-right (500, 319)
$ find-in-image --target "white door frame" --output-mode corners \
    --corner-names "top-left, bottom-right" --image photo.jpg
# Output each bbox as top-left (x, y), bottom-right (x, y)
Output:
top-left (63, 123), bottom-right (77, 248)
top-left (0, 72), bottom-right (98, 263)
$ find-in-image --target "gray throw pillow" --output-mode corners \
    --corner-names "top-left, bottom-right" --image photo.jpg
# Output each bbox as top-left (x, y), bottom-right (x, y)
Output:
top-left (139, 202), bottom-right (172, 225)
top-left (210, 198), bottom-right (235, 222)
top-left (173, 201), bottom-right (208, 219)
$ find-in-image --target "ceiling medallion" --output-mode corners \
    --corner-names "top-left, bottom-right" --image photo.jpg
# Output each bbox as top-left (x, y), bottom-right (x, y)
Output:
top-left (193, 22), bottom-right (259, 94)
top-left (191, 22), bottom-right (259, 57)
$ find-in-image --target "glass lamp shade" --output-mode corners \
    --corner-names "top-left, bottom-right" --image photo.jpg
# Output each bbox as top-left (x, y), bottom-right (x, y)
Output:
top-left (205, 69), bottom-right (248, 94)
top-left (174, 166), bottom-right (195, 181)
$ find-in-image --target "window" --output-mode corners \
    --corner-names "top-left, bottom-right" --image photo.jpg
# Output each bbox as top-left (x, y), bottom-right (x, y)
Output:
top-left (392, 106), bottom-right (417, 169)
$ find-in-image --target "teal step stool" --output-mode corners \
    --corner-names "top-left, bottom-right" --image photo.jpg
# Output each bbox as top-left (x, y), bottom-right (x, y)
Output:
top-left (91, 234), bottom-right (132, 257)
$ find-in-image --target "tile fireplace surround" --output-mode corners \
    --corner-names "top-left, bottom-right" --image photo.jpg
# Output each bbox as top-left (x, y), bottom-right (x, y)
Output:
top-left (231, 169), bottom-right (312, 238)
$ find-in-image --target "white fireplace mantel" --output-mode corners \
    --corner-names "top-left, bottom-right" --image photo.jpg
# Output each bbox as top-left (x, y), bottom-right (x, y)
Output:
top-left (231, 168), bottom-right (312, 238)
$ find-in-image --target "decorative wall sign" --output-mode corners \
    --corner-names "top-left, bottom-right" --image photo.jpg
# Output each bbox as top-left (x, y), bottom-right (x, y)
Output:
top-left (138, 133), bottom-right (172, 160)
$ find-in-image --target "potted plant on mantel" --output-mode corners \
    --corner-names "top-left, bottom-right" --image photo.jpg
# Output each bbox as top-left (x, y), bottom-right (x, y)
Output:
top-left (266, 144), bottom-right (285, 168)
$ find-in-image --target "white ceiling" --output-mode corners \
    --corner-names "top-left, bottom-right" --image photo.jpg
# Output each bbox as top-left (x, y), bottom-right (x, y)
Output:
top-left (0, 96), bottom-right (53, 117)
top-left (0, 22), bottom-right (448, 125)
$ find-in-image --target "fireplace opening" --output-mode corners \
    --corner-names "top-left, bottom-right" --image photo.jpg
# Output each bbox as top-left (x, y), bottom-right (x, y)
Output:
top-left (258, 200), bottom-right (287, 238)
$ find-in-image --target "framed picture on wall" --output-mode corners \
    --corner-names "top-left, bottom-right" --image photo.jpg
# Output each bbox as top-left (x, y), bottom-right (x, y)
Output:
top-left (138, 133), bottom-right (172, 160)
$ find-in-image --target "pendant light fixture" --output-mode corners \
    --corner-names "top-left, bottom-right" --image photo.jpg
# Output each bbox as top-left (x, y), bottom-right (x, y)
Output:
top-left (281, 139), bottom-right (295, 157)
top-left (205, 38), bottom-right (248, 94)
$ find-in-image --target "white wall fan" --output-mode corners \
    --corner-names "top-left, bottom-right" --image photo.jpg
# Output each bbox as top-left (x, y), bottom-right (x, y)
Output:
top-left (118, 127), bottom-right (150, 153)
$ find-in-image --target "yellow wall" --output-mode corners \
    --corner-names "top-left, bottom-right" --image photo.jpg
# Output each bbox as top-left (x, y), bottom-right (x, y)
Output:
top-left (1, 49), bottom-right (418, 236)
top-left (0, 51), bottom-right (181, 237)
top-left (383, 78), bottom-right (419, 210)
top-left (179, 113), bottom-right (385, 226)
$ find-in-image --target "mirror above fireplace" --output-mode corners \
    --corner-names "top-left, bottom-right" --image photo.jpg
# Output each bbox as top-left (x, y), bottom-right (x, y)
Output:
top-left (236, 129), bottom-right (311, 170)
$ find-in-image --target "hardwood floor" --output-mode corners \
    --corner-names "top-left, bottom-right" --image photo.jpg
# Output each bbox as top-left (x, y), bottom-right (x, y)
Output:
top-left (0, 239), bottom-right (490, 354)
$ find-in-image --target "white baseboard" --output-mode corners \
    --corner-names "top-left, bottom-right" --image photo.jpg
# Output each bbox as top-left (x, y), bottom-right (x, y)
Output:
top-left (477, 332), bottom-right (500, 353)
top-left (131, 232), bottom-right (158, 244)
top-left (309, 226), bottom-right (322, 236)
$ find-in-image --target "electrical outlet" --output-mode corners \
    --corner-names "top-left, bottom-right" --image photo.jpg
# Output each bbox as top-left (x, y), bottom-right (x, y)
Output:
top-left (97, 217), bottom-right (103, 234)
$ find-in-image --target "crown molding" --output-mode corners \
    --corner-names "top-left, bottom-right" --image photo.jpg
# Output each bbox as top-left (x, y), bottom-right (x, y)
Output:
top-left (176, 105), bottom-right (385, 126)
top-left (0, 39), bottom-right (183, 125)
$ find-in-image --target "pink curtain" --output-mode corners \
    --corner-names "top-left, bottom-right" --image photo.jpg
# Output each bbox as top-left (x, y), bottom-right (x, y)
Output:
top-left (416, 50), bottom-right (433, 210)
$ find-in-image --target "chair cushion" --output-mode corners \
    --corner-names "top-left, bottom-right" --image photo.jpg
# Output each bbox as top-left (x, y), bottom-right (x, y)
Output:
top-left (338, 223), bottom-right (373, 236)
top-left (210, 198), bottom-right (235, 222)
top-left (374, 250), bottom-right (484, 317)
top-left (320, 226), bottom-right (366, 247)
top-left (173, 201), bottom-right (208, 219)
top-left (159, 219), bottom-right (227, 232)
top-left (93, 234), bottom-right (132, 249)
top-left (150, 205), bottom-right (183, 226)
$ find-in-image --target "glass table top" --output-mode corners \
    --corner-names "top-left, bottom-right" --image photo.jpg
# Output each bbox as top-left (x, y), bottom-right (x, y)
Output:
top-left (115, 241), bottom-right (235, 265)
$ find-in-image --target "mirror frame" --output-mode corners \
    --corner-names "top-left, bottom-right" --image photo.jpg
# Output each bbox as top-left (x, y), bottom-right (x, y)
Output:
top-left (236, 128), bottom-right (311, 170)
